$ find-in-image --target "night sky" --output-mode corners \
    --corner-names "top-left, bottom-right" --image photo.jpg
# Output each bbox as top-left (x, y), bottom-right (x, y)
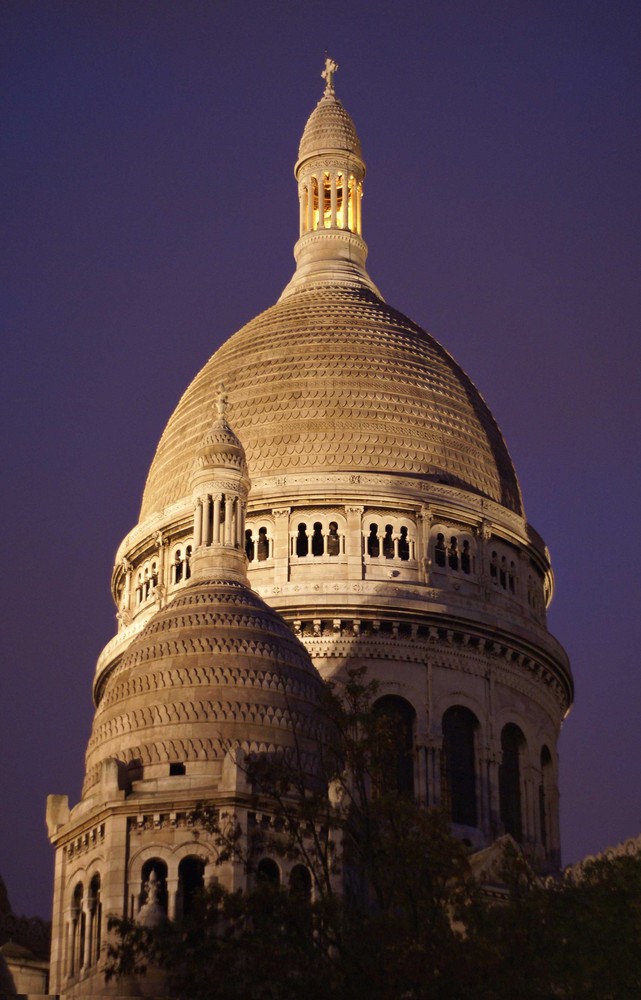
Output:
top-left (3, 2), bottom-right (640, 920)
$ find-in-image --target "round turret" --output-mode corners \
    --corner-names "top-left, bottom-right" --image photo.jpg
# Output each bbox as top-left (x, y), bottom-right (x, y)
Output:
top-left (84, 576), bottom-right (324, 796)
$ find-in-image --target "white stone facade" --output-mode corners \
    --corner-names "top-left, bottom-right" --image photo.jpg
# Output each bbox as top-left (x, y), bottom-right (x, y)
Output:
top-left (47, 63), bottom-right (572, 998)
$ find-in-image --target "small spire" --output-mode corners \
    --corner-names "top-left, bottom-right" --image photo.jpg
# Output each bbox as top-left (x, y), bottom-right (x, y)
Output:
top-left (321, 54), bottom-right (338, 96)
top-left (216, 382), bottom-right (227, 420)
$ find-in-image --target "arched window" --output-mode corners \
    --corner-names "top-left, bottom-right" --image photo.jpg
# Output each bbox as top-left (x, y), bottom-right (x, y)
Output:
top-left (398, 526), bottom-right (410, 560)
top-left (373, 696), bottom-right (415, 796)
top-left (490, 551), bottom-right (498, 580)
top-left (367, 523), bottom-right (380, 558)
top-left (500, 557), bottom-right (507, 589)
top-left (289, 864), bottom-right (312, 902)
top-left (296, 523), bottom-right (308, 557)
top-left (311, 522), bottom-right (324, 556)
top-left (442, 707), bottom-right (478, 827)
top-left (174, 550), bottom-right (183, 584)
top-left (499, 724), bottom-right (525, 842)
top-left (257, 858), bottom-right (280, 887)
top-left (257, 526), bottom-right (269, 561)
top-left (140, 859), bottom-right (168, 913)
top-left (434, 533), bottom-right (446, 568)
top-left (178, 856), bottom-right (205, 917)
top-left (448, 537), bottom-right (459, 571)
top-left (461, 540), bottom-right (471, 574)
top-left (327, 521), bottom-right (340, 556)
top-left (383, 524), bottom-right (394, 558)
top-left (185, 545), bottom-right (192, 580)
top-left (245, 529), bottom-right (254, 561)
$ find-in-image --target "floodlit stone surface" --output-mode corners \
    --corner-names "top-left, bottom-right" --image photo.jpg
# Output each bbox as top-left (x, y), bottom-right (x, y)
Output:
top-left (47, 60), bottom-right (571, 999)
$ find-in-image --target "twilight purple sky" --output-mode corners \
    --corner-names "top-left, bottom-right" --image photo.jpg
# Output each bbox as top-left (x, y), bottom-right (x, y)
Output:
top-left (2, 2), bottom-right (640, 919)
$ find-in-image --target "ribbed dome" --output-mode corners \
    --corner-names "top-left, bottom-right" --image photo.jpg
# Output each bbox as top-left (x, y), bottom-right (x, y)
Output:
top-left (196, 413), bottom-right (248, 477)
top-left (298, 93), bottom-right (362, 162)
top-left (140, 285), bottom-right (523, 521)
top-left (84, 579), bottom-right (324, 794)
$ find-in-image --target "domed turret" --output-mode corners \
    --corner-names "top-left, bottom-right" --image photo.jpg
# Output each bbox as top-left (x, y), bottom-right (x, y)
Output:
top-left (85, 411), bottom-right (323, 794)
top-left (281, 56), bottom-right (380, 298)
top-left (190, 384), bottom-right (251, 582)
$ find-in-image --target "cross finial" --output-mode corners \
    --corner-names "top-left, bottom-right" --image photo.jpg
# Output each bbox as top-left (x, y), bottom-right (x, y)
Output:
top-left (321, 55), bottom-right (338, 96)
top-left (216, 382), bottom-right (227, 420)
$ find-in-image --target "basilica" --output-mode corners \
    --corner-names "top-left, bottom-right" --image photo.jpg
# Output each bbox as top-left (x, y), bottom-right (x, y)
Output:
top-left (45, 59), bottom-right (572, 997)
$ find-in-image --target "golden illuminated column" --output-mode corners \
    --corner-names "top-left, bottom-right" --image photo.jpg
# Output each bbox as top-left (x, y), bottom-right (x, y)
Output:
top-left (330, 173), bottom-right (337, 227)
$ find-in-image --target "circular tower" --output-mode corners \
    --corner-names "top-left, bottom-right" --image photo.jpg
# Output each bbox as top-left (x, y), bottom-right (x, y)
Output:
top-left (47, 400), bottom-right (325, 997)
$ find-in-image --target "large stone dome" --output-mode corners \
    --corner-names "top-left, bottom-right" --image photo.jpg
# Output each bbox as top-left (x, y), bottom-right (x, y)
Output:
top-left (140, 284), bottom-right (522, 521)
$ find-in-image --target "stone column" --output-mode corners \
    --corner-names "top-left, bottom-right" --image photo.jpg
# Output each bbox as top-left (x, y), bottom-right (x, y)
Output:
top-left (121, 558), bottom-right (132, 612)
top-left (308, 177), bottom-right (315, 231)
top-left (482, 743), bottom-right (502, 838)
top-left (345, 505), bottom-right (364, 581)
top-left (425, 735), bottom-right (443, 807)
top-left (330, 173), bottom-right (337, 227)
top-left (204, 495), bottom-right (213, 546)
top-left (81, 897), bottom-right (92, 969)
top-left (417, 506), bottom-right (431, 583)
top-left (194, 500), bottom-right (202, 547)
top-left (272, 507), bottom-right (291, 585)
top-left (475, 519), bottom-right (494, 598)
top-left (237, 497), bottom-right (245, 548)
top-left (224, 496), bottom-right (234, 545)
top-left (523, 763), bottom-right (538, 848)
top-left (299, 183), bottom-right (306, 236)
top-left (167, 876), bottom-right (179, 921)
top-left (154, 531), bottom-right (167, 589)
top-left (212, 493), bottom-right (221, 545)
top-left (415, 742), bottom-right (428, 805)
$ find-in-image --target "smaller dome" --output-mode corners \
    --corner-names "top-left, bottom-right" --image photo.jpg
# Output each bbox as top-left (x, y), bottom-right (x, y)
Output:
top-left (196, 415), bottom-right (248, 476)
top-left (195, 387), bottom-right (248, 478)
top-left (84, 580), bottom-right (325, 795)
top-left (298, 93), bottom-right (362, 163)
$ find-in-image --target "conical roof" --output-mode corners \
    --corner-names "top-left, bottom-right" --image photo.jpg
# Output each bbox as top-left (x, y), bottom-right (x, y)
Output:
top-left (85, 579), bottom-right (324, 795)
top-left (298, 91), bottom-right (363, 162)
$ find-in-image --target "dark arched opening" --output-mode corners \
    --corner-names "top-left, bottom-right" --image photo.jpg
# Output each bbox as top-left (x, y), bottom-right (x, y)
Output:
top-left (289, 864), bottom-right (312, 902)
top-left (178, 856), bottom-right (205, 917)
top-left (499, 724), bottom-right (525, 842)
top-left (373, 695), bottom-right (416, 796)
top-left (296, 523), bottom-right (308, 557)
top-left (442, 706), bottom-right (478, 827)
top-left (257, 858), bottom-right (280, 887)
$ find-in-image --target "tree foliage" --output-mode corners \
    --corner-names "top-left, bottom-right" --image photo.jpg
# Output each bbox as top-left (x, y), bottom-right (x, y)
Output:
top-left (106, 670), bottom-right (641, 999)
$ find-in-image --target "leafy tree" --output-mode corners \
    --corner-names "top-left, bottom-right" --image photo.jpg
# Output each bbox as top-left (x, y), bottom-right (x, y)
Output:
top-left (0, 875), bottom-right (51, 961)
top-left (106, 670), bottom-right (641, 999)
